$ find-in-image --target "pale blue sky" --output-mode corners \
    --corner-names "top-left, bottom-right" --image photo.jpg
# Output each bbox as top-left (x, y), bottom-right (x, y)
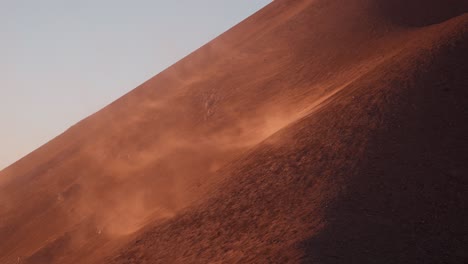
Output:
top-left (0, 0), bottom-right (271, 170)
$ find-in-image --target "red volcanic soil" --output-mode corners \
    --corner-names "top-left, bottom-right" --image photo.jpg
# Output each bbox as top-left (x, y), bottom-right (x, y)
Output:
top-left (1, 0), bottom-right (467, 263)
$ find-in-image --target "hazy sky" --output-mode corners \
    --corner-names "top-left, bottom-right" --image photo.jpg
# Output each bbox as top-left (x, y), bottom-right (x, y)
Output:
top-left (0, 0), bottom-right (271, 170)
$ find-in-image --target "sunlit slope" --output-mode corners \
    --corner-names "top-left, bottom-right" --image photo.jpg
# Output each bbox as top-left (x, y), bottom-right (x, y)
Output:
top-left (108, 13), bottom-right (468, 263)
top-left (1, 0), bottom-right (467, 263)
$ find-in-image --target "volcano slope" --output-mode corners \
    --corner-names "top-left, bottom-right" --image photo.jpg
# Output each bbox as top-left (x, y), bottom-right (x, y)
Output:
top-left (1, 0), bottom-right (468, 263)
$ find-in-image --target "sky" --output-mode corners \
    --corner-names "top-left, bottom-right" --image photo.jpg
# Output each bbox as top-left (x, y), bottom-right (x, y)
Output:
top-left (0, 0), bottom-right (271, 170)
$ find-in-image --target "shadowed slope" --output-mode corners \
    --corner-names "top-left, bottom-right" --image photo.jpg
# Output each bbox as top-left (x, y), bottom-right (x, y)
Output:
top-left (376, 0), bottom-right (468, 26)
top-left (1, 0), bottom-right (467, 263)
top-left (302, 18), bottom-right (468, 263)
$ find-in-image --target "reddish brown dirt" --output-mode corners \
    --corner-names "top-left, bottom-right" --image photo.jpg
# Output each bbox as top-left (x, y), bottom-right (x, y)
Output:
top-left (1, 0), bottom-right (467, 263)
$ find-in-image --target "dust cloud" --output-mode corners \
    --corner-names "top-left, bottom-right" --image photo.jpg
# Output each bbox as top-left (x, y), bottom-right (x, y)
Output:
top-left (60, 100), bottom-right (302, 239)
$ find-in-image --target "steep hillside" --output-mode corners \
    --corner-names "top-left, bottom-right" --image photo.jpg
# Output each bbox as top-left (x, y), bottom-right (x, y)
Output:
top-left (1, 0), bottom-right (467, 263)
top-left (109, 14), bottom-right (468, 263)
